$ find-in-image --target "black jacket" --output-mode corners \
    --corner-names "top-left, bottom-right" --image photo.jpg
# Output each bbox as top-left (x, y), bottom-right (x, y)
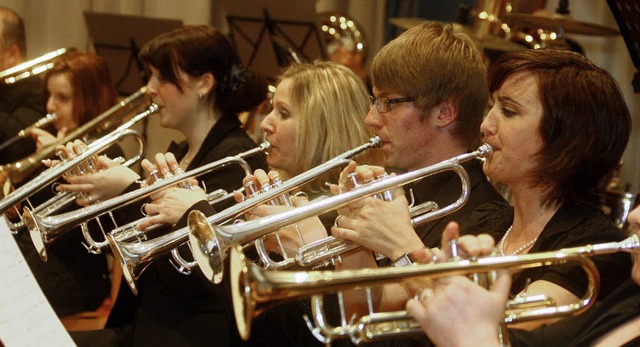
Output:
top-left (105, 115), bottom-right (267, 347)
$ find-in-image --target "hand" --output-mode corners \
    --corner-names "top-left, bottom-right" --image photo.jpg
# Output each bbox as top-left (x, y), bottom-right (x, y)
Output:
top-left (253, 194), bottom-right (328, 256)
top-left (139, 152), bottom-right (184, 187)
top-left (137, 186), bottom-right (207, 230)
top-left (58, 155), bottom-right (140, 206)
top-left (331, 183), bottom-right (421, 261)
top-left (405, 222), bottom-right (506, 347)
top-left (29, 127), bottom-right (67, 150)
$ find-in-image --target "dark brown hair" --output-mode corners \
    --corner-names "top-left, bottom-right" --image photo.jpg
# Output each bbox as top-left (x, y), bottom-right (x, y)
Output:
top-left (489, 49), bottom-right (631, 206)
top-left (139, 25), bottom-right (266, 115)
top-left (43, 52), bottom-right (118, 125)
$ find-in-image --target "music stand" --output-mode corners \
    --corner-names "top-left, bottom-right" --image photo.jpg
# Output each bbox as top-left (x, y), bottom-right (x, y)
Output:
top-left (83, 12), bottom-right (183, 95)
top-left (221, 0), bottom-right (327, 80)
top-left (607, 0), bottom-right (640, 93)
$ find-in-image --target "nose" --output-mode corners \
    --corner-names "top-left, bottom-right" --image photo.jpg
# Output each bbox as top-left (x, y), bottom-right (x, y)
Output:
top-left (628, 205), bottom-right (640, 229)
top-left (146, 78), bottom-right (158, 97)
top-left (46, 96), bottom-right (56, 114)
top-left (364, 107), bottom-right (381, 129)
top-left (260, 111), bottom-right (276, 134)
top-left (480, 108), bottom-right (497, 140)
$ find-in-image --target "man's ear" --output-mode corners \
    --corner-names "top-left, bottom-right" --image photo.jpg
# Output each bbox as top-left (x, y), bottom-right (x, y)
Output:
top-left (4, 44), bottom-right (22, 67)
top-left (433, 100), bottom-right (458, 128)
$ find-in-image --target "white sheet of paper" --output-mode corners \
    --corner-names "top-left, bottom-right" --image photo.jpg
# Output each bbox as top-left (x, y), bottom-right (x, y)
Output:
top-left (0, 218), bottom-right (75, 346)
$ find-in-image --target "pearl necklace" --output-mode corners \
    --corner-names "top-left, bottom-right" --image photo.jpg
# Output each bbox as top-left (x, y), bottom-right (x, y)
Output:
top-left (498, 225), bottom-right (538, 256)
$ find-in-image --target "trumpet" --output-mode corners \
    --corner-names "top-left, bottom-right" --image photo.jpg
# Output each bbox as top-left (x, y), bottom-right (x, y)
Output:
top-left (109, 137), bottom-right (381, 294)
top-left (82, 188), bottom-right (229, 254)
top-left (188, 144), bottom-right (491, 283)
top-left (231, 234), bottom-right (640, 342)
top-left (0, 47), bottom-right (76, 85)
top-left (25, 140), bottom-right (268, 262)
top-left (0, 113), bottom-right (59, 153)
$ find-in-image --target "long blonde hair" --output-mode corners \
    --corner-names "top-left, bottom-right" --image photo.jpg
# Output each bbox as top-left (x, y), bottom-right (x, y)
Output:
top-left (278, 61), bottom-right (382, 192)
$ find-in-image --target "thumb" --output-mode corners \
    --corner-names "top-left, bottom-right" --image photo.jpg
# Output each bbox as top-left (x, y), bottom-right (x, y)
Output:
top-left (97, 155), bottom-right (119, 169)
top-left (490, 270), bottom-right (512, 302)
top-left (56, 126), bottom-right (68, 139)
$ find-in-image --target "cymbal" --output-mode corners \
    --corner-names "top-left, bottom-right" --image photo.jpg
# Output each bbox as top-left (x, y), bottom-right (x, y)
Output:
top-left (388, 17), bottom-right (526, 52)
top-left (503, 13), bottom-right (619, 36)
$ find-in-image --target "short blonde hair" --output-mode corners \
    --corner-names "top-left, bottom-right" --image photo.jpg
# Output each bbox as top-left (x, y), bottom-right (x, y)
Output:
top-left (371, 22), bottom-right (488, 149)
top-left (278, 61), bottom-right (382, 192)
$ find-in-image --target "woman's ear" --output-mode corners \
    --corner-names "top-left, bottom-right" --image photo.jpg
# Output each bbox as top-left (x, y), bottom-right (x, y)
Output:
top-left (199, 72), bottom-right (215, 96)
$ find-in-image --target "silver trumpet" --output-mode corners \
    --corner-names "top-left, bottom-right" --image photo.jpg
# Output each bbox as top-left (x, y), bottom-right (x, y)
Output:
top-left (109, 137), bottom-right (381, 294)
top-left (189, 144), bottom-right (491, 283)
top-left (82, 189), bottom-right (228, 254)
top-left (230, 234), bottom-right (640, 342)
top-left (24, 140), bottom-right (268, 262)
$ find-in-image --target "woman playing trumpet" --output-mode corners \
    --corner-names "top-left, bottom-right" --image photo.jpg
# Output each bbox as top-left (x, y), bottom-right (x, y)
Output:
top-left (63, 25), bottom-right (268, 347)
top-left (333, 49), bottom-right (632, 336)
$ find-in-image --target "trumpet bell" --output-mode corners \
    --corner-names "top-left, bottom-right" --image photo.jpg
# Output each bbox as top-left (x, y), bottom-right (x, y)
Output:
top-left (23, 207), bottom-right (47, 261)
top-left (231, 244), bottom-right (255, 341)
top-left (188, 210), bottom-right (225, 284)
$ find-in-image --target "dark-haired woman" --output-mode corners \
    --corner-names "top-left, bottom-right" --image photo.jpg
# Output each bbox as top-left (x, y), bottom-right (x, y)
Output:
top-left (466, 49), bottom-right (632, 329)
top-left (65, 25), bottom-right (268, 346)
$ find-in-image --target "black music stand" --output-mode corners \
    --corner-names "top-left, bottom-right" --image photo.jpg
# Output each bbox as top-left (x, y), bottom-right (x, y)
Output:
top-left (83, 12), bottom-right (182, 95)
top-left (221, 0), bottom-right (326, 79)
top-left (607, 0), bottom-right (640, 93)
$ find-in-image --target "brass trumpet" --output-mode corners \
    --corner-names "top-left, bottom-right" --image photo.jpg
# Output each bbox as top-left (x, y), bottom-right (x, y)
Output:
top-left (231, 234), bottom-right (640, 342)
top-left (188, 144), bottom-right (491, 283)
top-left (0, 47), bottom-right (76, 85)
top-left (108, 137), bottom-right (380, 294)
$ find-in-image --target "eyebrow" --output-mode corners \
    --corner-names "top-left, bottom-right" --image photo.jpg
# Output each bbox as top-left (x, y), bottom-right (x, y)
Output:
top-left (496, 94), bottom-right (523, 108)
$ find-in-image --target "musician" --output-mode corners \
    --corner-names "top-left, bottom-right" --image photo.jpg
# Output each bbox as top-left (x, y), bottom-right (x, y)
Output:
top-left (323, 23), bottom-right (502, 336)
top-left (408, 205), bottom-right (640, 347)
top-left (238, 61), bottom-right (383, 251)
top-left (29, 52), bottom-right (118, 149)
top-left (332, 22), bottom-right (503, 257)
top-left (66, 25), bottom-right (268, 347)
top-left (13, 51), bottom-right (120, 321)
top-left (0, 6), bottom-right (43, 163)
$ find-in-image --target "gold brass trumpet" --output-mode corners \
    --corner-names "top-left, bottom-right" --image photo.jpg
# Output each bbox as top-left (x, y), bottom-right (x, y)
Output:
top-left (231, 234), bottom-right (640, 342)
top-left (109, 137), bottom-right (380, 294)
top-left (0, 47), bottom-right (76, 85)
top-left (24, 140), bottom-right (267, 262)
top-left (188, 144), bottom-right (492, 283)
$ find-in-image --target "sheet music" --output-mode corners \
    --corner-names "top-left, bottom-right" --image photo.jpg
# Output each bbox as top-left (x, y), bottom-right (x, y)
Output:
top-left (0, 219), bottom-right (75, 346)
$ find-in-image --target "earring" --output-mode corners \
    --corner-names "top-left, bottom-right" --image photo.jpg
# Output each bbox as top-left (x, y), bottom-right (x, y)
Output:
top-left (198, 91), bottom-right (205, 100)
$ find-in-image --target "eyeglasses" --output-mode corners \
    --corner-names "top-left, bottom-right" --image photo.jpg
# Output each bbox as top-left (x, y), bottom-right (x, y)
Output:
top-left (369, 95), bottom-right (415, 113)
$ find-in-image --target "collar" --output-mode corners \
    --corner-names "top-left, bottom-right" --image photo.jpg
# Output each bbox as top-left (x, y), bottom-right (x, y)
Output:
top-left (537, 202), bottom-right (603, 241)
